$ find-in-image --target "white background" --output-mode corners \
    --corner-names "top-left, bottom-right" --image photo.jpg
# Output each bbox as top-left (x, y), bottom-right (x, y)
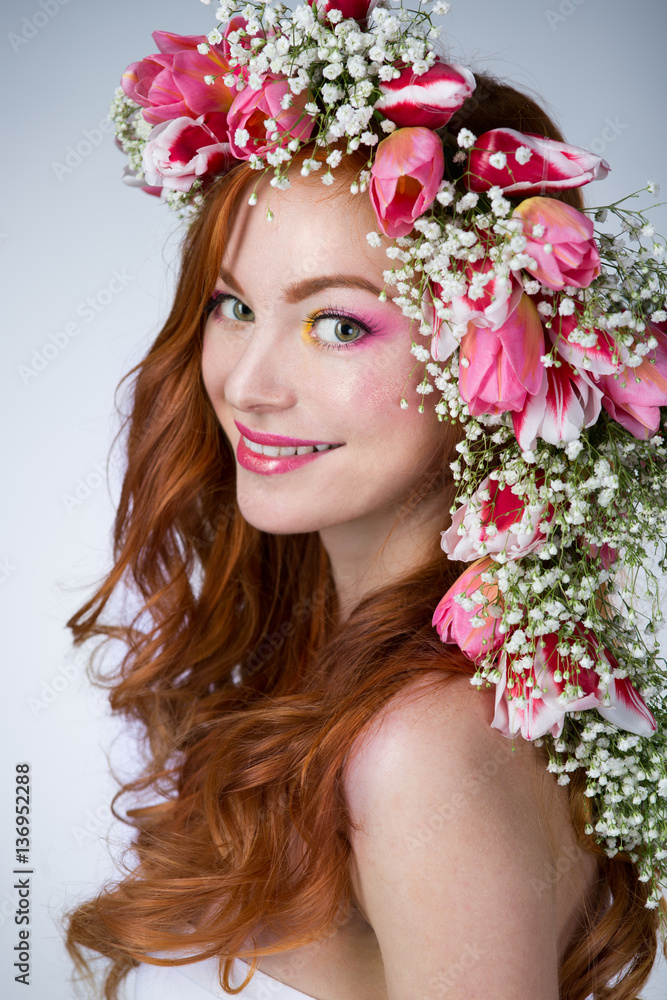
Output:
top-left (1, 0), bottom-right (666, 997)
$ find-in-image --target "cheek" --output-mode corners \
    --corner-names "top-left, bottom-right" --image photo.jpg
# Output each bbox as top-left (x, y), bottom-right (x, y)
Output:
top-left (201, 325), bottom-right (237, 402)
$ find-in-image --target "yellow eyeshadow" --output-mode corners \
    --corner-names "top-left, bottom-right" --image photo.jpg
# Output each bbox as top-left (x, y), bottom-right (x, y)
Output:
top-left (300, 321), bottom-right (316, 346)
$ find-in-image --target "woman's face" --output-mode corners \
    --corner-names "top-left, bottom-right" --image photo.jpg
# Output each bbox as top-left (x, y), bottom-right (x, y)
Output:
top-left (201, 170), bottom-right (445, 536)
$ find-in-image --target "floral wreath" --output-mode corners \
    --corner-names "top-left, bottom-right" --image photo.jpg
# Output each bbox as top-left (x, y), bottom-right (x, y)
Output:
top-left (111, 0), bottom-right (667, 908)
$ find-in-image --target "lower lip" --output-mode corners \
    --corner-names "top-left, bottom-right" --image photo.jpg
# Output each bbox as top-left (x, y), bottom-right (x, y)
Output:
top-left (236, 437), bottom-right (341, 475)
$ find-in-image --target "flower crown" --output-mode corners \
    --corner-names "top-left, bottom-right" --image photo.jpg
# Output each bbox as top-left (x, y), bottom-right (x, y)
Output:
top-left (112, 0), bottom-right (667, 907)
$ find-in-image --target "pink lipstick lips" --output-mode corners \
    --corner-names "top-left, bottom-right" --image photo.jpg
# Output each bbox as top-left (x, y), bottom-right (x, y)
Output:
top-left (234, 420), bottom-right (344, 475)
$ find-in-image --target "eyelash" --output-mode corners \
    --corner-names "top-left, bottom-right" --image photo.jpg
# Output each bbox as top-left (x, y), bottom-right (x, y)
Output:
top-left (204, 291), bottom-right (240, 318)
top-left (204, 292), bottom-right (379, 351)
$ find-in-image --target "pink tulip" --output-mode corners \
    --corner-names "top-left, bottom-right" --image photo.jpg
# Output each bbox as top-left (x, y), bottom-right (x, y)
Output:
top-left (467, 129), bottom-right (610, 195)
top-left (172, 49), bottom-right (236, 118)
top-left (121, 31), bottom-right (233, 126)
top-left (598, 325), bottom-right (667, 439)
top-left (226, 76), bottom-right (316, 159)
top-left (375, 60), bottom-right (476, 130)
top-left (142, 116), bottom-right (233, 193)
top-left (307, 0), bottom-right (377, 23)
top-left (459, 294), bottom-right (545, 416)
top-left (445, 256), bottom-right (523, 331)
top-left (441, 474), bottom-right (551, 563)
top-left (512, 359), bottom-right (602, 451)
top-left (549, 309), bottom-right (626, 376)
top-left (432, 558), bottom-right (505, 663)
top-left (491, 630), bottom-right (656, 741)
top-left (513, 198), bottom-right (601, 291)
top-left (369, 127), bottom-right (444, 238)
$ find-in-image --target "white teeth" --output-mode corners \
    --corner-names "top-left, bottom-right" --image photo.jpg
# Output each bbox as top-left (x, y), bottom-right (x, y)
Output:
top-left (242, 435), bottom-right (337, 457)
top-left (245, 438), bottom-right (264, 454)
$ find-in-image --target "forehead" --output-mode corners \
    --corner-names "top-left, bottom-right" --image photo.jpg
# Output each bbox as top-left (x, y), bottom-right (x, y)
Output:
top-left (221, 172), bottom-right (385, 291)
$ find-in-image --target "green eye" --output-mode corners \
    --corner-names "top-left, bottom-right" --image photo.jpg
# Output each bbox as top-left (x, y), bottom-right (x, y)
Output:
top-left (312, 316), bottom-right (365, 345)
top-left (229, 298), bottom-right (254, 321)
top-left (207, 293), bottom-right (255, 322)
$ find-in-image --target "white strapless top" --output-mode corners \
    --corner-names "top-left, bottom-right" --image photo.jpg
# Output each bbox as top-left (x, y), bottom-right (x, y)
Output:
top-left (126, 955), bottom-right (322, 1000)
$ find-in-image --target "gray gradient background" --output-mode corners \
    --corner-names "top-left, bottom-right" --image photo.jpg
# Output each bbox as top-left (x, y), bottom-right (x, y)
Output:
top-left (1, 0), bottom-right (666, 997)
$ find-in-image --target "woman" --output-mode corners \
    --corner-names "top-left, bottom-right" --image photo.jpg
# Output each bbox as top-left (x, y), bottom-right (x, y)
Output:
top-left (66, 2), bottom-right (667, 997)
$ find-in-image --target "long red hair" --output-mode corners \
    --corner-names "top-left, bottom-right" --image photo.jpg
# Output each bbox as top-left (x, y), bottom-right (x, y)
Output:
top-left (65, 74), bottom-right (666, 1000)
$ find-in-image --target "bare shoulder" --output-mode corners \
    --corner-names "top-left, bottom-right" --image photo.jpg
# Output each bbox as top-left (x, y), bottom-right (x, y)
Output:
top-left (344, 670), bottom-right (541, 825)
top-left (342, 671), bottom-right (599, 1000)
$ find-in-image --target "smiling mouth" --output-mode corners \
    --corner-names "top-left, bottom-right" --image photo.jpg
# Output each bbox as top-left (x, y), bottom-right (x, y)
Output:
top-left (241, 435), bottom-right (341, 457)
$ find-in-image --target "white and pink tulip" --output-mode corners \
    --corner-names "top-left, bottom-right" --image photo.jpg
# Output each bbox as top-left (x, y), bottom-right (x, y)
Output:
top-left (512, 358), bottom-right (602, 451)
top-left (142, 115), bottom-right (233, 193)
top-left (441, 475), bottom-right (551, 563)
top-left (466, 128), bottom-right (610, 195)
top-left (447, 256), bottom-right (523, 331)
top-left (491, 630), bottom-right (657, 741)
top-left (375, 59), bottom-right (476, 130)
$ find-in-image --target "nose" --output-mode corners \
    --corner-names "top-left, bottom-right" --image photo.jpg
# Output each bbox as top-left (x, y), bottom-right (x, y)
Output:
top-left (222, 318), bottom-right (299, 415)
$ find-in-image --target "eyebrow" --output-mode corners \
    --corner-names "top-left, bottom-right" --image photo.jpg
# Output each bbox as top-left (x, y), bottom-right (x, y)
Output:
top-left (217, 267), bottom-right (384, 303)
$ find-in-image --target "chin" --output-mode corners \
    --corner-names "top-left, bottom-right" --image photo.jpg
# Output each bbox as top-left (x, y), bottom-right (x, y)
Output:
top-left (235, 493), bottom-right (325, 536)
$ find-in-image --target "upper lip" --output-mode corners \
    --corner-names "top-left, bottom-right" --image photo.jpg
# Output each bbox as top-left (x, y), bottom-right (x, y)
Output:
top-left (234, 420), bottom-right (342, 448)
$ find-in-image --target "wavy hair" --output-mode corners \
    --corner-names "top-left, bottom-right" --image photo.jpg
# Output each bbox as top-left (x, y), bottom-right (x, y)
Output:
top-left (65, 73), bottom-right (666, 1000)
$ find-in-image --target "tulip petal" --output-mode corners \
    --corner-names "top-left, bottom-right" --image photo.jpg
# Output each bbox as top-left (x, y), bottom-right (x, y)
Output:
top-left (172, 50), bottom-right (235, 116)
top-left (375, 60), bottom-right (476, 129)
top-left (468, 128), bottom-right (610, 195)
top-left (460, 294), bottom-right (544, 415)
top-left (369, 127), bottom-right (444, 237)
top-left (597, 678), bottom-right (657, 736)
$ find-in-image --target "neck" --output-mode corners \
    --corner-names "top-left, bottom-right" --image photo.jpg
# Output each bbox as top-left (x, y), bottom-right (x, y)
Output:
top-left (319, 497), bottom-right (445, 621)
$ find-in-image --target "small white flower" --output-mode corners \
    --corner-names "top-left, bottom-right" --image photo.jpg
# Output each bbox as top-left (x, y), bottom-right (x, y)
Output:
top-left (433, 1), bottom-right (452, 13)
top-left (323, 62), bottom-right (344, 81)
top-left (207, 28), bottom-right (223, 45)
top-left (558, 298), bottom-right (576, 316)
top-left (367, 231), bottom-right (382, 248)
top-left (197, 42), bottom-right (210, 55)
top-left (489, 152), bottom-right (507, 170)
top-left (515, 145), bottom-right (532, 165)
top-left (458, 192), bottom-right (479, 211)
top-left (204, 74), bottom-right (216, 86)
top-left (234, 127), bottom-right (250, 147)
top-left (532, 223), bottom-right (546, 238)
top-left (457, 128), bottom-right (477, 149)
top-left (646, 180), bottom-right (660, 196)
top-left (321, 171), bottom-right (334, 186)
top-left (380, 119), bottom-right (397, 133)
